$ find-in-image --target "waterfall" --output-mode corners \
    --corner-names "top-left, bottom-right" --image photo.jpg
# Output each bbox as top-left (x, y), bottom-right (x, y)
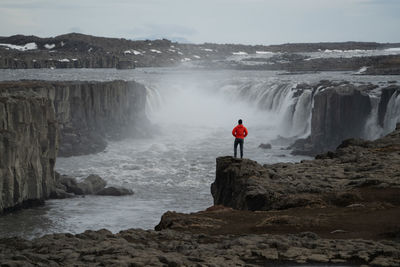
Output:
top-left (145, 84), bottom-right (164, 118)
top-left (364, 90), bottom-right (400, 139)
top-left (218, 79), bottom-right (313, 138)
top-left (363, 96), bottom-right (383, 140)
top-left (141, 70), bottom-right (399, 144)
top-left (383, 91), bottom-right (400, 134)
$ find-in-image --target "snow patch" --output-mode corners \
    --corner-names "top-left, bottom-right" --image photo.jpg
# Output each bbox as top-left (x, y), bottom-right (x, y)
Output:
top-left (124, 50), bottom-right (132, 54)
top-left (232, 51), bottom-right (248, 55)
top-left (193, 55), bottom-right (201, 59)
top-left (72, 59), bottom-right (78, 61)
top-left (150, 49), bottom-right (162, 54)
top-left (58, 59), bottom-right (70, 62)
top-left (324, 49), bottom-right (343, 53)
top-left (181, 58), bottom-right (191, 62)
top-left (385, 47), bottom-right (400, 52)
top-left (133, 50), bottom-right (142, 55)
top-left (202, 48), bottom-right (213, 52)
top-left (44, 44), bottom-right (56, 49)
top-left (0, 42), bottom-right (37, 51)
top-left (256, 51), bottom-right (273, 55)
top-left (356, 66), bottom-right (368, 74)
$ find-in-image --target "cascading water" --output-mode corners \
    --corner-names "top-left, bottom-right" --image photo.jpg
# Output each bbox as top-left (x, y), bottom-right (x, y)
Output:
top-left (383, 91), bottom-right (400, 133)
top-left (215, 79), bottom-right (313, 139)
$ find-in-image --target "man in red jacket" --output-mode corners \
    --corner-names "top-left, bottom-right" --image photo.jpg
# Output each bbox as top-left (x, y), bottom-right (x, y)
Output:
top-left (232, 119), bottom-right (248, 158)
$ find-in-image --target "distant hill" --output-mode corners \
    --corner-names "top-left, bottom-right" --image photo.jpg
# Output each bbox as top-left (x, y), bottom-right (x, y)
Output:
top-left (0, 33), bottom-right (399, 70)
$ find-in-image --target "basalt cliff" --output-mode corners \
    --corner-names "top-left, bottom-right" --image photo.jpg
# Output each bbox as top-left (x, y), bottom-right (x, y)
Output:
top-left (289, 81), bottom-right (400, 155)
top-left (0, 80), bottom-right (148, 214)
top-left (0, 91), bottom-right (58, 214)
top-left (0, 80), bottom-right (148, 156)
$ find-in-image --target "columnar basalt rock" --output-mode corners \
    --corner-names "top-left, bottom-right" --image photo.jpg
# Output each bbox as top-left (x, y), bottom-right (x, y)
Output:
top-left (0, 80), bottom-right (148, 213)
top-left (310, 84), bottom-right (372, 153)
top-left (0, 91), bottom-right (58, 214)
top-left (0, 80), bottom-right (149, 156)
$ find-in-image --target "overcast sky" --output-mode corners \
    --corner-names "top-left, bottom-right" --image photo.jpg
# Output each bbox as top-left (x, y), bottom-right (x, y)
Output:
top-left (0, 0), bottom-right (399, 45)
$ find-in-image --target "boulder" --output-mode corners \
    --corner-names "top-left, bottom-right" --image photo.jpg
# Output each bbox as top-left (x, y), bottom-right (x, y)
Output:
top-left (49, 188), bottom-right (75, 199)
top-left (258, 143), bottom-right (272, 149)
top-left (76, 175), bottom-right (107, 195)
top-left (96, 187), bottom-right (134, 196)
top-left (59, 175), bottom-right (84, 195)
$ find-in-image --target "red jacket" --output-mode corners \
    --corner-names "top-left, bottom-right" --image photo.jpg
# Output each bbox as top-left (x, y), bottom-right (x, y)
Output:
top-left (232, 124), bottom-right (248, 139)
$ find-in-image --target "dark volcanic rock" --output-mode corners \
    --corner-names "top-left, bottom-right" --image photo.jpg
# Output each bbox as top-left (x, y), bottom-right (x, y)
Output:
top-left (259, 143), bottom-right (272, 149)
top-left (0, 91), bottom-right (58, 214)
top-left (291, 82), bottom-right (375, 155)
top-left (116, 60), bottom-right (135, 69)
top-left (310, 84), bottom-right (371, 154)
top-left (212, 124), bottom-right (400, 211)
top-left (0, 80), bottom-right (149, 157)
top-left (96, 186), bottom-right (133, 196)
top-left (58, 175), bottom-right (84, 195)
top-left (0, 228), bottom-right (399, 266)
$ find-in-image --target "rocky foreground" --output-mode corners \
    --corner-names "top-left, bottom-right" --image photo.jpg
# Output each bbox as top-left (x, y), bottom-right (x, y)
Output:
top-left (0, 228), bottom-right (399, 266)
top-left (1, 127), bottom-right (400, 266)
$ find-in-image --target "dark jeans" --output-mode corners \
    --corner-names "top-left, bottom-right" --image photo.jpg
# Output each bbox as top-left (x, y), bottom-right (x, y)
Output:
top-left (234, 138), bottom-right (244, 158)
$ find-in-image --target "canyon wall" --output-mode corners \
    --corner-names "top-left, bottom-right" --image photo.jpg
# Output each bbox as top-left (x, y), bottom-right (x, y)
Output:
top-left (310, 85), bottom-right (372, 152)
top-left (0, 91), bottom-right (58, 214)
top-left (290, 83), bottom-right (400, 155)
top-left (0, 80), bottom-right (148, 213)
top-left (0, 80), bottom-right (148, 156)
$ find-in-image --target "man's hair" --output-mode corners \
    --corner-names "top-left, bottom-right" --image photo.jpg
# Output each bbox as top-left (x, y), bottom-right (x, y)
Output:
top-left (238, 119), bottom-right (242, 124)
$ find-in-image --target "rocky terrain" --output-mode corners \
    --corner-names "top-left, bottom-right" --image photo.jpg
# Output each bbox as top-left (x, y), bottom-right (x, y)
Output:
top-left (1, 33), bottom-right (400, 73)
top-left (212, 124), bottom-right (400, 211)
top-left (0, 228), bottom-right (399, 266)
top-left (1, 125), bottom-right (400, 266)
top-left (0, 80), bottom-right (149, 156)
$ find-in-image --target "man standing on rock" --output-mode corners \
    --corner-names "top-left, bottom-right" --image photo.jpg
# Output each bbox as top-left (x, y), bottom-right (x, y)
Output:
top-left (232, 119), bottom-right (248, 158)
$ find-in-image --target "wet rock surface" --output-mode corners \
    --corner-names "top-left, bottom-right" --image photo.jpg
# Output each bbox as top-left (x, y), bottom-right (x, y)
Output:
top-left (289, 81), bottom-right (400, 155)
top-left (53, 173), bottom-right (133, 197)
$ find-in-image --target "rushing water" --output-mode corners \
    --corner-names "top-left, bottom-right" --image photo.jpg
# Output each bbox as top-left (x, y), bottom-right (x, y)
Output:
top-left (0, 68), bottom-right (399, 239)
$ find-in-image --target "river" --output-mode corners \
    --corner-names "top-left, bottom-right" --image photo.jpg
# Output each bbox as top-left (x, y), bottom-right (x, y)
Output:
top-left (0, 67), bottom-right (399, 239)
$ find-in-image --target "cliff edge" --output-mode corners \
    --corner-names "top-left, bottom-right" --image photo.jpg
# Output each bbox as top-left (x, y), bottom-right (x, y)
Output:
top-left (212, 124), bottom-right (400, 211)
top-left (0, 80), bottom-right (149, 156)
top-left (0, 91), bottom-right (58, 214)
